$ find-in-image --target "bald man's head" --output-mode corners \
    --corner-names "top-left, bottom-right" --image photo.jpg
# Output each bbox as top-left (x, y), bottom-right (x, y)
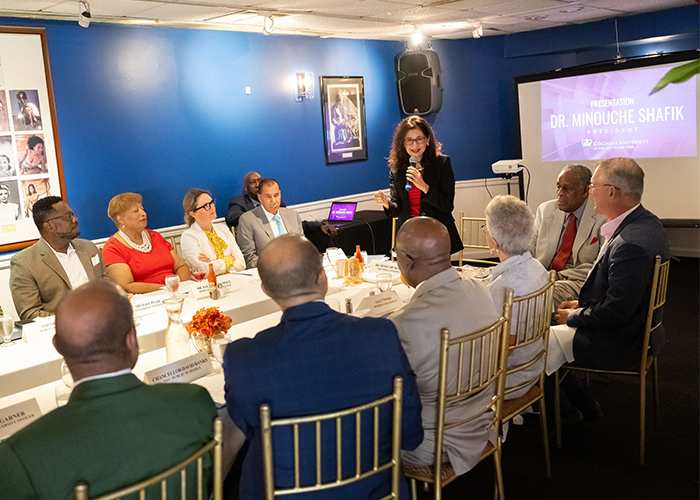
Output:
top-left (395, 217), bottom-right (452, 287)
top-left (53, 281), bottom-right (137, 378)
top-left (258, 234), bottom-right (325, 304)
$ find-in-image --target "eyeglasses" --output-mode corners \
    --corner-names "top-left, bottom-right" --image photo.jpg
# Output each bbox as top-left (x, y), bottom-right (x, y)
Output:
top-left (194, 200), bottom-right (216, 212)
top-left (46, 210), bottom-right (77, 223)
top-left (589, 183), bottom-right (619, 190)
top-left (404, 136), bottom-right (427, 146)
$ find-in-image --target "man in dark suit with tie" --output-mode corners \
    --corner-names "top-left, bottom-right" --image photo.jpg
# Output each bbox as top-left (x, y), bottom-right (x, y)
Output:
top-left (531, 165), bottom-right (606, 305)
top-left (226, 171), bottom-right (262, 228)
top-left (10, 196), bottom-right (111, 319)
top-left (223, 234), bottom-right (423, 500)
top-left (551, 157), bottom-right (671, 422)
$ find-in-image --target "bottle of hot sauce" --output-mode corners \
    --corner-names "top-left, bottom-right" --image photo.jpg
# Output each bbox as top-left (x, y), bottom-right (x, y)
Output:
top-left (355, 245), bottom-right (363, 265)
top-left (207, 263), bottom-right (217, 299)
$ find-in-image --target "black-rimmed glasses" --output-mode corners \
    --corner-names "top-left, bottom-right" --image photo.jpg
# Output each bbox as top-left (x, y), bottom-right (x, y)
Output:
top-left (195, 200), bottom-right (216, 212)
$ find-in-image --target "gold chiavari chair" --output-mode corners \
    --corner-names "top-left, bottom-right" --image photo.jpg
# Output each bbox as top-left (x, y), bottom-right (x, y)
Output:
top-left (500, 271), bottom-right (556, 479)
top-left (458, 213), bottom-right (494, 267)
top-left (169, 235), bottom-right (183, 260)
top-left (554, 256), bottom-right (670, 466)
top-left (75, 418), bottom-right (223, 500)
top-left (403, 290), bottom-right (513, 500)
top-left (260, 377), bottom-right (404, 500)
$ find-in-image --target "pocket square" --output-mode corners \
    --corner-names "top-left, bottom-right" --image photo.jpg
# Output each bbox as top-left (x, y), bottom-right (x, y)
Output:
top-left (590, 237), bottom-right (598, 245)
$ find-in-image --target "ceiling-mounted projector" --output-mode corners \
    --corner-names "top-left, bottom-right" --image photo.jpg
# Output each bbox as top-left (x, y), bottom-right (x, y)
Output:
top-left (492, 159), bottom-right (524, 175)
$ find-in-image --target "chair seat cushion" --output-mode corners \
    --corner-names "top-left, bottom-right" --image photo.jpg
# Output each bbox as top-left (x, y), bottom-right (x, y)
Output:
top-left (402, 442), bottom-right (495, 484)
top-left (502, 386), bottom-right (542, 420)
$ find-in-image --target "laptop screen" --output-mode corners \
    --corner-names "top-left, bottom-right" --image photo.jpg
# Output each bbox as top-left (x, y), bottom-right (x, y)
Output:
top-left (328, 202), bottom-right (357, 222)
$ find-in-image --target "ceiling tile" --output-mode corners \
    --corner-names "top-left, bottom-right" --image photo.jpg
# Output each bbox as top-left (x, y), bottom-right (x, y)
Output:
top-left (474, 0), bottom-right (568, 16)
top-left (0, 0), bottom-right (60, 10)
top-left (273, 13), bottom-right (396, 30)
top-left (579, 0), bottom-right (696, 12)
top-left (316, 0), bottom-right (407, 17)
top-left (367, 4), bottom-right (476, 22)
top-left (42, 0), bottom-right (164, 17)
top-left (132, 3), bottom-right (237, 20)
top-left (513, 4), bottom-right (619, 23)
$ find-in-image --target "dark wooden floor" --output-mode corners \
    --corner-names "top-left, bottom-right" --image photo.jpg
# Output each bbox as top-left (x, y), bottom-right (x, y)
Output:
top-left (420, 257), bottom-right (699, 500)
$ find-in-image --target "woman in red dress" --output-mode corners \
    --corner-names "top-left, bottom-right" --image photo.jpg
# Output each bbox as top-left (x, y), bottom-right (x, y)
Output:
top-left (102, 192), bottom-right (191, 293)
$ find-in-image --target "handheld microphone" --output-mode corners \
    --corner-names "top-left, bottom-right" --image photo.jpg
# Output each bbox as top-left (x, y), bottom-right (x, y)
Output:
top-left (405, 156), bottom-right (418, 191)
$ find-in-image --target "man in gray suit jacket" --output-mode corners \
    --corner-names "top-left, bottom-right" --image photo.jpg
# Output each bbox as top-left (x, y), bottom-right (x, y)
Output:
top-left (531, 165), bottom-right (605, 306)
top-left (236, 178), bottom-right (304, 268)
top-left (389, 217), bottom-right (500, 476)
top-left (10, 196), bottom-right (110, 320)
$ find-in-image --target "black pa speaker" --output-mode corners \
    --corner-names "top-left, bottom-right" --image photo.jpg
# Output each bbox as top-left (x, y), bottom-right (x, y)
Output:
top-left (396, 49), bottom-right (443, 115)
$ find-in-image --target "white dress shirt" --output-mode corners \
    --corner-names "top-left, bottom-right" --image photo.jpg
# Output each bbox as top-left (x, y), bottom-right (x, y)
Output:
top-left (262, 206), bottom-right (287, 238)
top-left (48, 241), bottom-right (90, 290)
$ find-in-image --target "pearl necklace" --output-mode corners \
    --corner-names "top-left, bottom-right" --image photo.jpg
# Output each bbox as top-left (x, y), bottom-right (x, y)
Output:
top-left (118, 230), bottom-right (152, 253)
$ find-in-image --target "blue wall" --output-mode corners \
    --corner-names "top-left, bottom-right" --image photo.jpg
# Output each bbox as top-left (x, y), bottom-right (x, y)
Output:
top-left (0, 5), bottom-right (696, 241)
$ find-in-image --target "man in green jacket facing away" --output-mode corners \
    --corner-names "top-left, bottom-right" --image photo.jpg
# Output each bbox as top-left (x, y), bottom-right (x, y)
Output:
top-left (0, 280), bottom-right (218, 499)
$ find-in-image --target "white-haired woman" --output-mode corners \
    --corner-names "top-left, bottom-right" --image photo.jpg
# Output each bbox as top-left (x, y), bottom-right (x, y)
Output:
top-left (180, 189), bottom-right (245, 275)
top-left (484, 195), bottom-right (549, 399)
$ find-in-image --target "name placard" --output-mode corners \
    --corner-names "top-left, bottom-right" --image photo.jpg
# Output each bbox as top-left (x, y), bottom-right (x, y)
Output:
top-left (369, 261), bottom-right (400, 274)
top-left (131, 296), bottom-right (168, 319)
top-left (22, 316), bottom-right (55, 344)
top-left (356, 290), bottom-right (402, 317)
top-left (144, 351), bottom-right (213, 385)
top-left (0, 399), bottom-right (42, 440)
top-left (190, 276), bottom-right (241, 300)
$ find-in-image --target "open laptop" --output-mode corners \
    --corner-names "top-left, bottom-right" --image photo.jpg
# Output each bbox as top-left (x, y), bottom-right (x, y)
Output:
top-left (325, 201), bottom-right (358, 228)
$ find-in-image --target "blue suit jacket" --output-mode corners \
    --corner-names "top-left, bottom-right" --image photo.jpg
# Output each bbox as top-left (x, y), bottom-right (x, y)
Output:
top-left (568, 205), bottom-right (670, 369)
top-left (223, 301), bottom-right (423, 500)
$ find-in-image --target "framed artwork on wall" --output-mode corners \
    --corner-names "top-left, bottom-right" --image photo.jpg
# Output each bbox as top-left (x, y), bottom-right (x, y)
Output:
top-left (0, 27), bottom-right (66, 252)
top-left (320, 76), bottom-right (368, 164)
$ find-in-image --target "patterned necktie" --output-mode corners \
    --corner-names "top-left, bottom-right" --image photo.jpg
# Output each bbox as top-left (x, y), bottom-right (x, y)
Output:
top-left (551, 213), bottom-right (577, 272)
top-left (272, 214), bottom-right (287, 236)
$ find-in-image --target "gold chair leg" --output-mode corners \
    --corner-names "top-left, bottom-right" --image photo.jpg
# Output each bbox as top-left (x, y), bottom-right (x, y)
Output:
top-left (652, 359), bottom-right (660, 428)
top-left (539, 397), bottom-right (553, 479)
top-left (584, 372), bottom-right (590, 387)
top-left (640, 373), bottom-right (647, 466)
top-left (493, 441), bottom-right (505, 500)
top-left (409, 478), bottom-right (417, 500)
top-left (554, 370), bottom-right (562, 449)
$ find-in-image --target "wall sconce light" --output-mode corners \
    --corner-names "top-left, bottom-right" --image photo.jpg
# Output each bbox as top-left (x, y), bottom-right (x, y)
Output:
top-left (78, 1), bottom-right (91, 28)
top-left (295, 72), bottom-right (315, 101)
top-left (472, 23), bottom-right (483, 39)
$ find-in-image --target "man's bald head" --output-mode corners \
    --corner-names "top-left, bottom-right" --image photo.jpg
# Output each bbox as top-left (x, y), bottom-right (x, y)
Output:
top-left (53, 281), bottom-right (137, 379)
top-left (258, 234), bottom-right (326, 307)
top-left (395, 217), bottom-right (452, 287)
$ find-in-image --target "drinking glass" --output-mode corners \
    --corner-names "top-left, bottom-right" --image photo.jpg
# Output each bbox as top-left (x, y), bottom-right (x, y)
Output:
top-left (377, 273), bottom-right (393, 293)
top-left (61, 360), bottom-right (74, 388)
top-left (344, 257), bottom-right (363, 285)
top-left (192, 262), bottom-right (207, 281)
top-left (1, 316), bottom-right (15, 347)
top-left (210, 333), bottom-right (233, 373)
top-left (335, 259), bottom-right (348, 279)
top-left (165, 274), bottom-right (180, 295)
top-left (325, 247), bottom-right (339, 265)
top-left (55, 385), bottom-right (71, 407)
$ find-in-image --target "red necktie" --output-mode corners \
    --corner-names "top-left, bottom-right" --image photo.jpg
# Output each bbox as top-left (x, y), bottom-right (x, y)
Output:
top-left (551, 213), bottom-right (577, 272)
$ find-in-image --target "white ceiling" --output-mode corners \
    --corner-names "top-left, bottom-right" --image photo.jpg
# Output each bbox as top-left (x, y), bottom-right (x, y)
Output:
top-left (0, 0), bottom-right (694, 40)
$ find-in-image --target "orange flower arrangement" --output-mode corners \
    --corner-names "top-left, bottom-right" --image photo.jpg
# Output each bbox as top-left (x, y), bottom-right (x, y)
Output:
top-left (186, 307), bottom-right (232, 338)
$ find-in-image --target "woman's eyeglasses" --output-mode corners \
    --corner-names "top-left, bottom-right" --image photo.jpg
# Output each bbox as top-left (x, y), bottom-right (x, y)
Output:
top-left (195, 200), bottom-right (216, 212)
top-left (404, 136), bottom-right (427, 146)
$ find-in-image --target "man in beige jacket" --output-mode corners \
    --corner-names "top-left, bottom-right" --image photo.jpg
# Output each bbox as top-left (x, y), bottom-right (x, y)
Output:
top-left (10, 196), bottom-right (110, 319)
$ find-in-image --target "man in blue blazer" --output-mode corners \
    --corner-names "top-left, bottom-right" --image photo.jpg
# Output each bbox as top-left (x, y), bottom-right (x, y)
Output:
top-left (223, 234), bottom-right (423, 500)
top-left (552, 158), bottom-right (670, 418)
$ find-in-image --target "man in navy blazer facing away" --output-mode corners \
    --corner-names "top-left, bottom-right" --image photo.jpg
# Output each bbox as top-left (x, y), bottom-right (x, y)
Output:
top-left (223, 234), bottom-right (423, 500)
top-left (551, 157), bottom-right (670, 419)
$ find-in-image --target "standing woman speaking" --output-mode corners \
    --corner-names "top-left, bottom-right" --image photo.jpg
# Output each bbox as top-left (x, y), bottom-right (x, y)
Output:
top-left (374, 115), bottom-right (462, 255)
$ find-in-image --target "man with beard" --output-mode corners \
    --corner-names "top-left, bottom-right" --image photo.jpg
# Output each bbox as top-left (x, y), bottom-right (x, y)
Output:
top-left (10, 196), bottom-right (111, 319)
